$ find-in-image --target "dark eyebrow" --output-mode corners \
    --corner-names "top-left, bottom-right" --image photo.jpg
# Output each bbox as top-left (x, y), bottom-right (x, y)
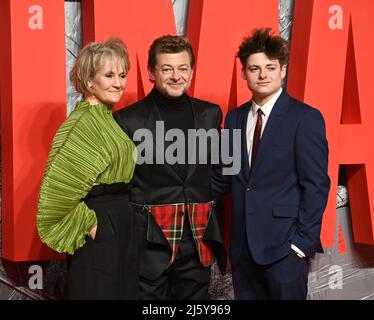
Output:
top-left (160, 64), bottom-right (190, 68)
top-left (248, 63), bottom-right (277, 68)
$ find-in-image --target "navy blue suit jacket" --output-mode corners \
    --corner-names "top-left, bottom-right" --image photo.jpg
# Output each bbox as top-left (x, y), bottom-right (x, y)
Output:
top-left (212, 90), bottom-right (330, 266)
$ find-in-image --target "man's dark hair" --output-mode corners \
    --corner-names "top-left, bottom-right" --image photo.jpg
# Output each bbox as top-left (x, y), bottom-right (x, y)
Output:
top-left (237, 28), bottom-right (289, 67)
top-left (148, 35), bottom-right (195, 71)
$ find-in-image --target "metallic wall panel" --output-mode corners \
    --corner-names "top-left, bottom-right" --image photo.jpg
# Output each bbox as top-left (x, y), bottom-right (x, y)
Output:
top-left (173, 0), bottom-right (190, 36)
top-left (66, 1), bottom-right (82, 115)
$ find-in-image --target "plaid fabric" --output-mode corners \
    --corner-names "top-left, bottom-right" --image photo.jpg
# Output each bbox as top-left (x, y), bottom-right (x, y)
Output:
top-left (147, 203), bottom-right (185, 264)
top-left (187, 203), bottom-right (213, 267)
top-left (147, 202), bottom-right (214, 267)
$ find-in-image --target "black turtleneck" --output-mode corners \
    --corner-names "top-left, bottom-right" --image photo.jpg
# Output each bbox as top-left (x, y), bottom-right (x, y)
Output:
top-left (151, 87), bottom-right (194, 180)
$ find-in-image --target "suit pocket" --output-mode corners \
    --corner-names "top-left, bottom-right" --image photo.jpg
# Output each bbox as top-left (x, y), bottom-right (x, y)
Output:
top-left (94, 209), bottom-right (116, 243)
top-left (273, 205), bottom-right (299, 218)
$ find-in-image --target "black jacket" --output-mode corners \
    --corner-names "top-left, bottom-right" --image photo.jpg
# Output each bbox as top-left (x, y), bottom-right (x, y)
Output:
top-left (114, 93), bottom-right (227, 279)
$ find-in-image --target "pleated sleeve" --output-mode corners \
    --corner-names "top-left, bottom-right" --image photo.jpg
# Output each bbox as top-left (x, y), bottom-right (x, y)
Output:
top-left (37, 108), bottom-right (110, 254)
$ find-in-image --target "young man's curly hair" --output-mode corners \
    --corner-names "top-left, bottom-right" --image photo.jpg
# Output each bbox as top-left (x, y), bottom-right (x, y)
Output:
top-left (237, 28), bottom-right (289, 67)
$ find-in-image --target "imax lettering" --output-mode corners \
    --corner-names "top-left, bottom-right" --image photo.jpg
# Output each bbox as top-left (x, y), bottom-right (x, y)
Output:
top-left (288, 0), bottom-right (374, 247)
top-left (82, 0), bottom-right (176, 107)
top-left (0, 0), bottom-right (66, 261)
top-left (3, 0), bottom-right (368, 261)
top-left (188, 0), bottom-right (278, 116)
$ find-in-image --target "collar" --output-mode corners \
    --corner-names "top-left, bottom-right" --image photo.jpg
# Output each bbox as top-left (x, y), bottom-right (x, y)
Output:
top-left (151, 86), bottom-right (189, 110)
top-left (74, 100), bottom-right (112, 114)
top-left (251, 88), bottom-right (282, 117)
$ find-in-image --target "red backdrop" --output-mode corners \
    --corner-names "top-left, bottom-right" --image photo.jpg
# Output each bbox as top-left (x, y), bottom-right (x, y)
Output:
top-left (1, 0), bottom-right (373, 261)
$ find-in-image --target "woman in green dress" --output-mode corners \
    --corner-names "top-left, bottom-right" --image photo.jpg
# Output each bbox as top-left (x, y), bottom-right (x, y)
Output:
top-left (37, 38), bottom-right (138, 299)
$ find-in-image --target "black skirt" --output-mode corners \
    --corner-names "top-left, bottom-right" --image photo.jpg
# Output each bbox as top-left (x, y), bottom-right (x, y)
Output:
top-left (66, 183), bottom-right (139, 300)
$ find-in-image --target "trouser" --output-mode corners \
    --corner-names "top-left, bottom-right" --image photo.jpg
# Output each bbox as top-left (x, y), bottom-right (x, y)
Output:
top-left (232, 237), bottom-right (309, 300)
top-left (67, 183), bottom-right (138, 300)
top-left (139, 217), bottom-right (210, 300)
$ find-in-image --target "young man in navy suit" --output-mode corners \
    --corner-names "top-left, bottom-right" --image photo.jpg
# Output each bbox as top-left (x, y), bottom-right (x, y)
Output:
top-left (212, 28), bottom-right (330, 299)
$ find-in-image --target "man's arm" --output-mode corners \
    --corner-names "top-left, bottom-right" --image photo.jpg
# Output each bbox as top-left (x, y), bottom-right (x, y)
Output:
top-left (292, 108), bottom-right (330, 257)
top-left (113, 109), bottom-right (131, 137)
top-left (211, 110), bottom-right (234, 199)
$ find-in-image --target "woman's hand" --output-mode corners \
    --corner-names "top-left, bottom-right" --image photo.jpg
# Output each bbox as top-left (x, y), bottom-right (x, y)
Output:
top-left (89, 225), bottom-right (97, 240)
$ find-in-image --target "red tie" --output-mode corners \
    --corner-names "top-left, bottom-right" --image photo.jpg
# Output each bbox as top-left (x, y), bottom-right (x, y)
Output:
top-left (251, 108), bottom-right (263, 168)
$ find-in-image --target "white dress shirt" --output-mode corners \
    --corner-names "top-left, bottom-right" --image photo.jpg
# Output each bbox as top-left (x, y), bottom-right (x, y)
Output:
top-left (245, 88), bottom-right (306, 259)
top-left (246, 88), bottom-right (282, 169)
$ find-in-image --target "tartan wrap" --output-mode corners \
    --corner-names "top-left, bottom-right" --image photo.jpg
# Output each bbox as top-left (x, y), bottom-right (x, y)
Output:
top-left (147, 202), bottom-right (214, 267)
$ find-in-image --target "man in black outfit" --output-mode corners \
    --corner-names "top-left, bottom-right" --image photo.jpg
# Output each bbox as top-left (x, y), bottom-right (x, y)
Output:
top-left (114, 35), bottom-right (226, 299)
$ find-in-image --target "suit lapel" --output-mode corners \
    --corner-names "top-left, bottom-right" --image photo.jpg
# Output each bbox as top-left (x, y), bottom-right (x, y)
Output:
top-left (250, 91), bottom-right (290, 176)
top-left (185, 97), bottom-right (199, 182)
top-left (239, 103), bottom-right (251, 182)
top-left (144, 95), bottom-right (160, 141)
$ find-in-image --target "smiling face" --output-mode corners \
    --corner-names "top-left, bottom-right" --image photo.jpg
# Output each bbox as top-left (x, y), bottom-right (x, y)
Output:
top-left (148, 51), bottom-right (193, 99)
top-left (86, 56), bottom-right (127, 105)
top-left (242, 52), bottom-right (286, 105)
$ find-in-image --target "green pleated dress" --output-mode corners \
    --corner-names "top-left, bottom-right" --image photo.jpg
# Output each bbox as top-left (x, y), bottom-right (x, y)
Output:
top-left (37, 101), bottom-right (139, 299)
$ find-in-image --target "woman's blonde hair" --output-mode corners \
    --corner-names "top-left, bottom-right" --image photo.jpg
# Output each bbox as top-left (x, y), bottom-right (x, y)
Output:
top-left (70, 37), bottom-right (130, 95)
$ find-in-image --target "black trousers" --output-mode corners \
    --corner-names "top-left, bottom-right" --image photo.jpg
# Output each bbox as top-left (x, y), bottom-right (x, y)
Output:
top-left (139, 218), bottom-right (210, 300)
top-left (232, 237), bottom-right (309, 300)
top-left (67, 183), bottom-right (139, 300)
